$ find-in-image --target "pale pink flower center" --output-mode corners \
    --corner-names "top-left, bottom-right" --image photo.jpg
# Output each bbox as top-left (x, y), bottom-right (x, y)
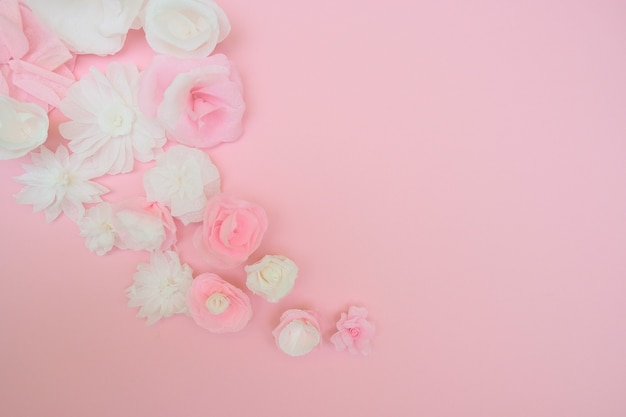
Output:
top-left (348, 327), bottom-right (360, 337)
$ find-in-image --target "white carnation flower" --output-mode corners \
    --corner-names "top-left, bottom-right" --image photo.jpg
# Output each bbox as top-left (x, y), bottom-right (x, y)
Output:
top-left (143, 145), bottom-right (220, 224)
top-left (78, 202), bottom-right (116, 255)
top-left (24, 0), bottom-right (145, 55)
top-left (59, 62), bottom-right (165, 175)
top-left (14, 145), bottom-right (109, 223)
top-left (126, 251), bottom-right (194, 325)
top-left (142, 0), bottom-right (230, 58)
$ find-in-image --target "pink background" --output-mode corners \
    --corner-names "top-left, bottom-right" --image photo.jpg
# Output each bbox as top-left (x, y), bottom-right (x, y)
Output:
top-left (2, 0), bottom-right (626, 416)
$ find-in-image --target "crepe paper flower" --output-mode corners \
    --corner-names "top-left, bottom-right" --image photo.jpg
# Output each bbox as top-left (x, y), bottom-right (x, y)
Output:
top-left (59, 62), bottom-right (165, 176)
top-left (78, 198), bottom-right (176, 255)
top-left (142, 0), bottom-right (230, 58)
top-left (272, 309), bottom-right (321, 357)
top-left (126, 250), bottom-right (194, 325)
top-left (138, 54), bottom-right (245, 148)
top-left (187, 273), bottom-right (252, 333)
top-left (193, 194), bottom-right (268, 269)
top-left (0, 0), bottom-right (75, 111)
top-left (143, 145), bottom-right (220, 225)
top-left (24, 0), bottom-right (144, 55)
top-left (14, 145), bottom-right (109, 223)
top-left (245, 255), bottom-right (298, 303)
top-left (330, 306), bottom-right (375, 356)
top-left (0, 94), bottom-right (48, 160)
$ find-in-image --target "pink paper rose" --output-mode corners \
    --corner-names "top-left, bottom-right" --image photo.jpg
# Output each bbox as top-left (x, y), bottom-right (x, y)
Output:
top-left (272, 309), bottom-right (321, 357)
top-left (0, 0), bottom-right (75, 111)
top-left (194, 194), bottom-right (268, 268)
top-left (138, 54), bottom-right (245, 148)
top-left (330, 306), bottom-right (375, 355)
top-left (187, 273), bottom-right (252, 333)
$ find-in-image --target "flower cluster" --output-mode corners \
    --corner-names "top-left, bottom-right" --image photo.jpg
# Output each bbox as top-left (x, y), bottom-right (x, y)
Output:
top-left (1, 0), bottom-right (374, 357)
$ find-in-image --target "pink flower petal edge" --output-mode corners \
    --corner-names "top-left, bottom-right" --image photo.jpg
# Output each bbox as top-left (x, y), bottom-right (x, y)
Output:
top-left (330, 306), bottom-right (375, 356)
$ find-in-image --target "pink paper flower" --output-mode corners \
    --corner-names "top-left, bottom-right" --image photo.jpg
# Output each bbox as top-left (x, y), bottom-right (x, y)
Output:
top-left (0, 0), bottom-right (75, 111)
top-left (330, 306), bottom-right (375, 355)
top-left (194, 194), bottom-right (268, 268)
top-left (138, 54), bottom-right (245, 148)
top-left (272, 309), bottom-right (321, 357)
top-left (187, 273), bottom-right (252, 333)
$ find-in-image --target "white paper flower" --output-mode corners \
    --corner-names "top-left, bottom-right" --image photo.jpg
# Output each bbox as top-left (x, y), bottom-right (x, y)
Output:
top-left (245, 255), bottom-right (298, 303)
top-left (78, 198), bottom-right (177, 255)
top-left (59, 62), bottom-right (165, 175)
top-left (78, 202), bottom-right (117, 255)
top-left (142, 0), bottom-right (230, 58)
top-left (14, 146), bottom-right (109, 222)
top-left (143, 145), bottom-right (220, 224)
top-left (24, 0), bottom-right (145, 55)
top-left (0, 94), bottom-right (48, 160)
top-left (126, 250), bottom-right (194, 325)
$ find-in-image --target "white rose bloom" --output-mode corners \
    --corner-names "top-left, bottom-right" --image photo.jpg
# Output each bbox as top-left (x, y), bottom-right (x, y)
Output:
top-left (114, 208), bottom-right (166, 251)
top-left (0, 94), bottom-right (48, 160)
top-left (245, 255), bottom-right (298, 303)
top-left (24, 0), bottom-right (145, 55)
top-left (143, 145), bottom-right (220, 224)
top-left (142, 0), bottom-right (230, 58)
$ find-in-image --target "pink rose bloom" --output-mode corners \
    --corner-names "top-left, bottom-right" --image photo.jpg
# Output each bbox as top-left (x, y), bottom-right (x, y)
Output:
top-left (187, 273), bottom-right (252, 333)
top-left (330, 306), bottom-right (375, 355)
top-left (138, 54), bottom-right (245, 148)
top-left (194, 194), bottom-right (268, 269)
top-left (0, 0), bottom-right (75, 111)
top-left (272, 309), bottom-right (321, 357)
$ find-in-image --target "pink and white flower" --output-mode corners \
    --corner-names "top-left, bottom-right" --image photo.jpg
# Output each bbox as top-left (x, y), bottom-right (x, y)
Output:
top-left (59, 62), bottom-right (165, 175)
top-left (330, 306), bottom-right (375, 355)
top-left (14, 145), bottom-right (108, 222)
top-left (138, 54), bottom-right (245, 148)
top-left (187, 273), bottom-right (252, 333)
top-left (194, 194), bottom-right (268, 269)
top-left (126, 250), bottom-right (194, 325)
top-left (0, 0), bottom-right (75, 111)
top-left (272, 309), bottom-right (321, 357)
top-left (143, 145), bottom-right (220, 225)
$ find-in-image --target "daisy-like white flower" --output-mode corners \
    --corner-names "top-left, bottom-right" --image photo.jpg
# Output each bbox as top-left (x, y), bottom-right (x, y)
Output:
top-left (126, 251), bottom-right (194, 325)
top-left (143, 145), bottom-right (220, 224)
top-left (14, 145), bottom-right (109, 223)
top-left (59, 62), bottom-right (165, 175)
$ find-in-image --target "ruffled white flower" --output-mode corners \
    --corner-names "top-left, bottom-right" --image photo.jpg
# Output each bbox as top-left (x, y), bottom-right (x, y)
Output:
top-left (24, 0), bottom-right (145, 55)
top-left (59, 62), bottom-right (165, 175)
top-left (14, 145), bottom-right (109, 222)
top-left (0, 94), bottom-right (48, 160)
top-left (78, 198), bottom-right (176, 255)
top-left (126, 251), bottom-right (194, 325)
top-left (142, 0), bottom-right (230, 58)
top-left (245, 255), bottom-right (298, 302)
top-left (143, 145), bottom-right (220, 224)
top-left (78, 202), bottom-right (116, 255)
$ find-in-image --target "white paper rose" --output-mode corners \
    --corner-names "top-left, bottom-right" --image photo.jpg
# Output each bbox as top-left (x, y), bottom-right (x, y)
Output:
top-left (272, 310), bottom-right (322, 357)
top-left (142, 0), bottom-right (230, 58)
top-left (245, 255), bottom-right (298, 303)
top-left (0, 94), bottom-right (48, 160)
top-left (24, 0), bottom-right (145, 55)
top-left (143, 145), bottom-right (220, 224)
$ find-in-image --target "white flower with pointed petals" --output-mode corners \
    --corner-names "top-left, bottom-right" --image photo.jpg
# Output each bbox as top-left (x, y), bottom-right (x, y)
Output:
top-left (126, 251), bottom-right (194, 325)
top-left (144, 145), bottom-right (220, 224)
top-left (14, 146), bottom-right (109, 223)
top-left (59, 62), bottom-right (165, 175)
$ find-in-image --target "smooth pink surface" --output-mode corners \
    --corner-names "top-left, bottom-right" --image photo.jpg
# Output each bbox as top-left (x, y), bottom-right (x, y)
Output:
top-left (2, 1), bottom-right (626, 416)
